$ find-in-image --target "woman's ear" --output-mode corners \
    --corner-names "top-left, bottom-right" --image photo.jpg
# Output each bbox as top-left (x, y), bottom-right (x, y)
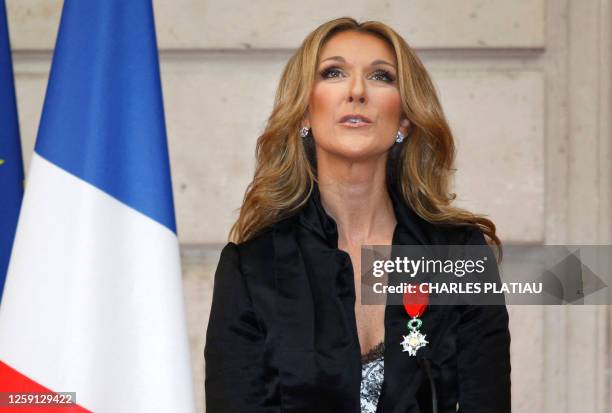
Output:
top-left (302, 110), bottom-right (311, 128)
top-left (400, 118), bottom-right (411, 134)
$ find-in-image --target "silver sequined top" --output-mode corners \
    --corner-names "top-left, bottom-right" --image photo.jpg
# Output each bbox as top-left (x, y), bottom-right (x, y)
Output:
top-left (360, 342), bottom-right (384, 413)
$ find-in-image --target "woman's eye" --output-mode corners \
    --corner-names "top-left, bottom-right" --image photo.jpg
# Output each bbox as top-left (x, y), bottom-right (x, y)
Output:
top-left (371, 70), bottom-right (395, 83)
top-left (320, 67), bottom-right (344, 79)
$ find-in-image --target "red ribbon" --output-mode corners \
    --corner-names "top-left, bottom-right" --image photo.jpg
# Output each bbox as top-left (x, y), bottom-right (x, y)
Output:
top-left (403, 284), bottom-right (429, 318)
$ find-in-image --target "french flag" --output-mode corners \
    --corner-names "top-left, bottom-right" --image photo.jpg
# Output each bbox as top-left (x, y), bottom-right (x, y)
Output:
top-left (0, 1), bottom-right (195, 412)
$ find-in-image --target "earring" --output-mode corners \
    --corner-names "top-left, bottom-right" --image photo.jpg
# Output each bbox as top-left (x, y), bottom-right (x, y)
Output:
top-left (300, 126), bottom-right (310, 138)
top-left (395, 130), bottom-right (405, 143)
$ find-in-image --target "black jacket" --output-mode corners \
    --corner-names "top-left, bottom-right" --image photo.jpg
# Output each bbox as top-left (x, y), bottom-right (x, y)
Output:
top-left (204, 182), bottom-right (511, 412)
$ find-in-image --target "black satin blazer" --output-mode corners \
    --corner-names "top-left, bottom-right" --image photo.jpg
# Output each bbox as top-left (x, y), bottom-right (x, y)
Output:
top-left (204, 183), bottom-right (511, 413)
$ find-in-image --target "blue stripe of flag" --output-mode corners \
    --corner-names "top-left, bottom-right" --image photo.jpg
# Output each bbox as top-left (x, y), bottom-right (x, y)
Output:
top-left (34, 0), bottom-right (176, 233)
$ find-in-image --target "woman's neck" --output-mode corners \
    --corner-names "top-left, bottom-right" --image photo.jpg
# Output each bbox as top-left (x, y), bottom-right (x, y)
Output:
top-left (316, 156), bottom-right (397, 250)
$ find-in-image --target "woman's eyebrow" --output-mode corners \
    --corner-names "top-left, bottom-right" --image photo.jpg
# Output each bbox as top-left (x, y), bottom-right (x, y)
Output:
top-left (371, 59), bottom-right (396, 69)
top-left (319, 56), bottom-right (396, 69)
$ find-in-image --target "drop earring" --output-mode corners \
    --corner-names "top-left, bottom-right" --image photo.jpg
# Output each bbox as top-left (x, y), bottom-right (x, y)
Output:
top-left (395, 130), bottom-right (405, 143)
top-left (300, 127), bottom-right (310, 138)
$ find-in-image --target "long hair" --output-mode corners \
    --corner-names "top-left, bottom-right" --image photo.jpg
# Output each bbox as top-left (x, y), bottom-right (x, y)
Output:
top-left (229, 17), bottom-right (502, 260)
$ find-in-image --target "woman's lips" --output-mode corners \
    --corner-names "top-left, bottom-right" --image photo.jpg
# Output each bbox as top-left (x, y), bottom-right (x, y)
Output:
top-left (339, 121), bottom-right (373, 128)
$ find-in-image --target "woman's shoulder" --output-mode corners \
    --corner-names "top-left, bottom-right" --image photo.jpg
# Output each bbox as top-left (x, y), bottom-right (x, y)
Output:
top-left (230, 213), bottom-right (299, 251)
top-left (219, 223), bottom-right (278, 279)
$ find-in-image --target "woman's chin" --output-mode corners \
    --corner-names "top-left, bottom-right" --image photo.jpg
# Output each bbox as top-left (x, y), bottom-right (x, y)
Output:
top-left (323, 144), bottom-right (391, 163)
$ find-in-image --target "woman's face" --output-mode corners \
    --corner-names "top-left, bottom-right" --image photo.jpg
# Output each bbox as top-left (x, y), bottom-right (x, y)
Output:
top-left (305, 30), bottom-right (409, 162)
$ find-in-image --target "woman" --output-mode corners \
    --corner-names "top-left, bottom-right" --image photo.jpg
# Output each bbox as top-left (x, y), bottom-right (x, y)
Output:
top-left (204, 17), bottom-right (511, 413)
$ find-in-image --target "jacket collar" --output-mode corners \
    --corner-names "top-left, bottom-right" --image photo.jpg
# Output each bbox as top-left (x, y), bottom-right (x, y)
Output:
top-left (297, 180), bottom-right (433, 247)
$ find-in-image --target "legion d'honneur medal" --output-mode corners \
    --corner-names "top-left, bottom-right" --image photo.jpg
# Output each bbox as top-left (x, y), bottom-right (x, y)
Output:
top-left (401, 286), bottom-right (429, 356)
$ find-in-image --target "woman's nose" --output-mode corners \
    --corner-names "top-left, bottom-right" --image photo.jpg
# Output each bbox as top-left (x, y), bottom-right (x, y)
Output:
top-left (348, 74), bottom-right (366, 104)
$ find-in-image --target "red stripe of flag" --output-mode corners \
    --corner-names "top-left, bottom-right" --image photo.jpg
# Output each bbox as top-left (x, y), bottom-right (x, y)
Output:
top-left (0, 361), bottom-right (91, 412)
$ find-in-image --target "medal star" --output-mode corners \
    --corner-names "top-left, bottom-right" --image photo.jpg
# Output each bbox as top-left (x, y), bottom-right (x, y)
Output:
top-left (401, 331), bottom-right (428, 356)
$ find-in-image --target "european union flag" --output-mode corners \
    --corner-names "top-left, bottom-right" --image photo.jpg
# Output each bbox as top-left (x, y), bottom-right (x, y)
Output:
top-left (0, 0), bottom-right (23, 301)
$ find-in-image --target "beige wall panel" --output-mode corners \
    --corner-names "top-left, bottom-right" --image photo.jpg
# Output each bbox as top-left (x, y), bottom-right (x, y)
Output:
top-left (436, 70), bottom-right (544, 243)
top-left (182, 248), bottom-right (220, 413)
top-left (7, 0), bottom-right (544, 50)
top-left (507, 306), bottom-right (545, 412)
top-left (5, 0), bottom-right (61, 49)
top-left (160, 55), bottom-right (285, 243)
top-left (13, 67), bottom-right (48, 172)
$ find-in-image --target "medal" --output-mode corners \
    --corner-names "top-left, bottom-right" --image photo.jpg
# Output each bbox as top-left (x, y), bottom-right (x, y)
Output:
top-left (401, 286), bottom-right (429, 356)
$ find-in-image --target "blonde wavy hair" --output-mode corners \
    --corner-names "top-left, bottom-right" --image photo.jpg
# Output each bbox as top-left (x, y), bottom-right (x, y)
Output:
top-left (229, 17), bottom-right (502, 260)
